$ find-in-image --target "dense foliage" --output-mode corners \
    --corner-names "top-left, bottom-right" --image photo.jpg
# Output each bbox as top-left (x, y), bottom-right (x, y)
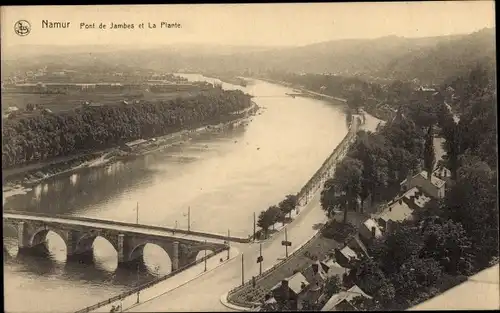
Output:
top-left (352, 69), bottom-right (499, 310)
top-left (2, 89), bottom-right (252, 168)
top-left (318, 66), bottom-right (497, 311)
top-left (320, 118), bottom-right (424, 217)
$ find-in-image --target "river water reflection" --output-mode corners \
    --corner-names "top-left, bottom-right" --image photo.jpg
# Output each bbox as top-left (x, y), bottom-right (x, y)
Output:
top-left (3, 75), bottom-right (348, 312)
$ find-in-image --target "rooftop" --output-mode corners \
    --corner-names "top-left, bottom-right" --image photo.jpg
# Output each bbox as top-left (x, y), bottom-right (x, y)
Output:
top-left (379, 199), bottom-right (414, 223)
top-left (362, 218), bottom-right (384, 238)
top-left (339, 246), bottom-right (359, 261)
top-left (271, 272), bottom-right (310, 295)
top-left (402, 187), bottom-right (433, 209)
top-left (322, 260), bottom-right (350, 278)
top-left (433, 166), bottom-right (452, 180)
top-left (408, 264), bottom-right (499, 310)
top-left (302, 261), bottom-right (328, 286)
top-left (400, 170), bottom-right (446, 189)
top-left (321, 285), bottom-right (372, 311)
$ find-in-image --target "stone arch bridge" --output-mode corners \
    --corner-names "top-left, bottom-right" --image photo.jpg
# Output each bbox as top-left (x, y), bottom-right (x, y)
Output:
top-left (3, 212), bottom-right (244, 271)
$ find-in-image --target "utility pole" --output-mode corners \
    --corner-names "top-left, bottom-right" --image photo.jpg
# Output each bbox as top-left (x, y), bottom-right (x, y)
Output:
top-left (285, 227), bottom-right (289, 258)
top-left (204, 240), bottom-right (207, 272)
top-left (227, 229), bottom-right (230, 260)
top-left (253, 212), bottom-right (256, 241)
top-left (136, 202), bottom-right (139, 224)
top-left (281, 227), bottom-right (291, 258)
top-left (241, 253), bottom-right (245, 286)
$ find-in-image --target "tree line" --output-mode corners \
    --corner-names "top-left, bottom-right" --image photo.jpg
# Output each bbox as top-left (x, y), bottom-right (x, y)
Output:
top-left (256, 194), bottom-right (298, 239)
top-left (2, 89), bottom-right (252, 168)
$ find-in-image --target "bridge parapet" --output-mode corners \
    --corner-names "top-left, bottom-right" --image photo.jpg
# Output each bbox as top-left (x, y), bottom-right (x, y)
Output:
top-left (3, 211), bottom-right (251, 243)
top-left (3, 216), bottom-right (228, 271)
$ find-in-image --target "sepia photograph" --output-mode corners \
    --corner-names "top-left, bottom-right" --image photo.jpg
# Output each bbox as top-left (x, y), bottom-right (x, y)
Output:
top-left (1, 2), bottom-right (498, 312)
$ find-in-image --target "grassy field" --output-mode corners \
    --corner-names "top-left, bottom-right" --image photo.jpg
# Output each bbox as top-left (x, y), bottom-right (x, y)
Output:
top-left (228, 234), bottom-right (342, 306)
top-left (1, 90), bottom-right (202, 113)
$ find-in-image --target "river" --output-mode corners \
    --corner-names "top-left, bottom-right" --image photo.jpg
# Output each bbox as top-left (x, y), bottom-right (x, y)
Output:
top-left (3, 75), bottom-right (349, 313)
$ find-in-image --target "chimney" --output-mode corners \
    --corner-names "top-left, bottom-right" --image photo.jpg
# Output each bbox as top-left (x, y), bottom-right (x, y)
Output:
top-left (371, 226), bottom-right (376, 239)
top-left (405, 172), bottom-right (413, 190)
top-left (386, 220), bottom-right (393, 234)
top-left (312, 263), bottom-right (319, 274)
top-left (281, 279), bottom-right (290, 300)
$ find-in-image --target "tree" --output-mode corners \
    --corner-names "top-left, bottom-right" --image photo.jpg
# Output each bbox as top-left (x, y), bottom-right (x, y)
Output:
top-left (320, 157), bottom-right (363, 223)
top-left (267, 205), bottom-right (282, 230)
top-left (420, 219), bottom-right (474, 275)
top-left (350, 257), bottom-right (390, 297)
top-left (378, 222), bottom-right (425, 275)
top-left (279, 194), bottom-right (298, 218)
top-left (2, 89), bottom-right (253, 168)
top-left (444, 160), bottom-right (498, 268)
top-left (423, 124), bottom-right (435, 176)
top-left (390, 256), bottom-right (443, 308)
top-left (347, 89), bottom-right (365, 112)
top-left (257, 209), bottom-right (275, 239)
top-left (349, 131), bottom-right (391, 204)
top-left (323, 276), bottom-right (342, 299)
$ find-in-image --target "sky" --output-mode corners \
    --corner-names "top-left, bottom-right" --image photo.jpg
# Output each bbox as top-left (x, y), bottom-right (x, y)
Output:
top-left (1, 2), bottom-right (495, 48)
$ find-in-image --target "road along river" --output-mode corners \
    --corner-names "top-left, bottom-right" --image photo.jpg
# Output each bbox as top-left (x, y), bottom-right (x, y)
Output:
top-left (4, 75), bottom-right (353, 313)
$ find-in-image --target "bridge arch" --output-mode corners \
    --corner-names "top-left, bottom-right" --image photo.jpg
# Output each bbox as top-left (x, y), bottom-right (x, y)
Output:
top-left (74, 233), bottom-right (119, 257)
top-left (30, 226), bottom-right (69, 248)
top-left (128, 243), bottom-right (173, 274)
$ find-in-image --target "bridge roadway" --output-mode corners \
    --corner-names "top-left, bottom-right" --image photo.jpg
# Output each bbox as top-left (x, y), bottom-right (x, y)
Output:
top-left (3, 212), bottom-right (245, 271)
top-left (3, 212), bottom-right (247, 244)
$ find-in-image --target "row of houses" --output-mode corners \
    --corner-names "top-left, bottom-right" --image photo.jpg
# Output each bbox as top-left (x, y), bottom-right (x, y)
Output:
top-left (260, 166), bottom-right (453, 311)
top-left (356, 167), bottom-right (451, 247)
top-left (261, 252), bottom-right (372, 311)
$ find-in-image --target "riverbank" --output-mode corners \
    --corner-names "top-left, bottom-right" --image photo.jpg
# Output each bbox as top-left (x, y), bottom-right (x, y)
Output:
top-left (251, 77), bottom-right (348, 104)
top-left (2, 102), bottom-right (259, 202)
top-left (255, 76), bottom-right (396, 122)
top-left (205, 74), bottom-right (250, 87)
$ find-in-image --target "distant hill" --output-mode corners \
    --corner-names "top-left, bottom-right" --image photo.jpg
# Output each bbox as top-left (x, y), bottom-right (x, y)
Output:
top-left (380, 28), bottom-right (496, 84)
top-left (2, 28), bottom-right (495, 84)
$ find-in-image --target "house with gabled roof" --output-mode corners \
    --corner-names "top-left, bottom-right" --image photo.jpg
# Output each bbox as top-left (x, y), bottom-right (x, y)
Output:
top-left (400, 170), bottom-right (446, 199)
top-left (321, 285), bottom-right (372, 311)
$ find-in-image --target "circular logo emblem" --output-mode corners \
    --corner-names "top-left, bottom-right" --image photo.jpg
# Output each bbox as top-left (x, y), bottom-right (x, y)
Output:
top-left (14, 20), bottom-right (31, 36)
